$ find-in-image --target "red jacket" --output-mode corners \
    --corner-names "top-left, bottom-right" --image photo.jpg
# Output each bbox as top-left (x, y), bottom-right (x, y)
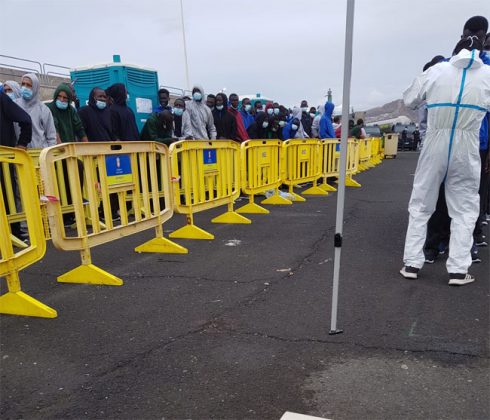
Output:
top-left (228, 108), bottom-right (249, 142)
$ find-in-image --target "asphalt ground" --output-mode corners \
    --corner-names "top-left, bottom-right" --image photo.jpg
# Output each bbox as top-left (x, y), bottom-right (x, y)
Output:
top-left (1, 151), bottom-right (489, 420)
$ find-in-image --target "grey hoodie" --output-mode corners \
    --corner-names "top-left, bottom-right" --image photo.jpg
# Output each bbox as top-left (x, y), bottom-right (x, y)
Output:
top-left (184, 84), bottom-right (217, 140)
top-left (15, 73), bottom-right (56, 148)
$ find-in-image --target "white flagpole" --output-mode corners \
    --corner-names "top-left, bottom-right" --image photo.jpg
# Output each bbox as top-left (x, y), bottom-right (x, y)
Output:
top-left (179, 0), bottom-right (191, 91)
top-left (330, 0), bottom-right (355, 335)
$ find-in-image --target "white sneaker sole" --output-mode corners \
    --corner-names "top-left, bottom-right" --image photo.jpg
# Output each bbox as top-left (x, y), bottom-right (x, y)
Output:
top-left (449, 278), bottom-right (475, 286)
top-left (400, 269), bottom-right (418, 279)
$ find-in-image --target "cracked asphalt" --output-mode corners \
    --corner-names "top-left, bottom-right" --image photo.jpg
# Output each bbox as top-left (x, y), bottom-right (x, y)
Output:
top-left (1, 152), bottom-right (489, 419)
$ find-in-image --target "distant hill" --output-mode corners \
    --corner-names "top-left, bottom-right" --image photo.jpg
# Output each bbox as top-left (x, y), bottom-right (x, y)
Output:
top-left (364, 99), bottom-right (417, 125)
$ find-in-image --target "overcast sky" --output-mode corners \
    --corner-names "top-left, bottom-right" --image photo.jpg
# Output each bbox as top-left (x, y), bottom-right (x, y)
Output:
top-left (1, 0), bottom-right (488, 110)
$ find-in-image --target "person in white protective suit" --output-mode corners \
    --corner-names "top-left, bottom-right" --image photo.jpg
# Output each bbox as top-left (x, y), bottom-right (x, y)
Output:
top-left (400, 35), bottom-right (490, 286)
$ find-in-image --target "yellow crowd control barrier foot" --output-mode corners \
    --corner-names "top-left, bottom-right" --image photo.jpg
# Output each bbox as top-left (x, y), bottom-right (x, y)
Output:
top-left (135, 237), bottom-right (188, 254)
top-left (212, 211), bottom-right (252, 224)
top-left (10, 234), bottom-right (28, 249)
top-left (290, 192), bottom-right (306, 202)
top-left (261, 194), bottom-right (292, 205)
top-left (319, 183), bottom-right (337, 192)
top-left (345, 176), bottom-right (362, 188)
top-left (58, 264), bottom-right (123, 286)
top-left (302, 185), bottom-right (329, 196)
top-left (170, 224), bottom-right (214, 240)
top-left (0, 291), bottom-right (57, 318)
top-left (236, 202), bottom-right (270, 214)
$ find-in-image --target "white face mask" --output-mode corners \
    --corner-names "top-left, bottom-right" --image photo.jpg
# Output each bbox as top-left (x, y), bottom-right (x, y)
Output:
top-left (262, 121), bottom-right (269, 128)
top-left (310, 113), bottom-right (316, 119)
top-left (291, 124), bottom-right (299, 131)
top-left (279, 120), bottom-right (286, 127)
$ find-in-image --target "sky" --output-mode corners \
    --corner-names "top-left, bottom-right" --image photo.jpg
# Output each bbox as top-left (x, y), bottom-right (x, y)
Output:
top-left (1, 0), bottom-right (488, 110)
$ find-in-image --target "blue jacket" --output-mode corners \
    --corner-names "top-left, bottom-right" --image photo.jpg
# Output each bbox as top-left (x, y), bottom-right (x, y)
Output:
top-left (240, 109), bottom-right (254, 130)
top-left (282, 120), bottom-right (299, 140)
top-left (480, 113), bottom-right (489, 151)
top-left (319, 101), bottom-right (335, 138)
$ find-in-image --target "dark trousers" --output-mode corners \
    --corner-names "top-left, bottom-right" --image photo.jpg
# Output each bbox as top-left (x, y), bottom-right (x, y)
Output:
top-left (424, 184), bottom-right (450, 254)
top-left (474, 149), bottom-right (489, 238)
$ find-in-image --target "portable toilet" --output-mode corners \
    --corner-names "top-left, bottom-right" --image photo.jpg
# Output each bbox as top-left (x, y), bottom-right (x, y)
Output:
top-left (70, 55), bottom-right (159, 132)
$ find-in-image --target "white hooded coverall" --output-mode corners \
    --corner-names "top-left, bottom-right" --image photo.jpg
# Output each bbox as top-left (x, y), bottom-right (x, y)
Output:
top-left (403, 49), bottom-right (490, 274)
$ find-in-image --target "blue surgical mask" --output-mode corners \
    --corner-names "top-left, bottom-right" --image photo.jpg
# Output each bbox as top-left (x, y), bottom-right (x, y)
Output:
top-left (274, 108), bottom-right (280, 115)
top-left (244, 104), bottom-right (252, 112)
top-left (7, 92), bottom-right (16, 100)
top-left (20, 86), bottom-right (33, 100)
top-left (262, 121), bottom-right (269, 128)
top-left (193, 92), bottom-right (202, 101)
top-left (291, 124), bottom-right (299, 131)
top-left (267, 108), bottom-right (274, 115)
top-left (56, 100), bottom-right (69, 110)
top-left (96, 100), bottom-right (106, 110)
top-left (216, 104), bottom-right (224, 111)
top-left (173, 107), bottom-right (184, 116)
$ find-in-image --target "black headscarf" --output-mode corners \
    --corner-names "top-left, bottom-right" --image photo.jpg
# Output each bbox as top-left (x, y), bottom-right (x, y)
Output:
top-left (106, 83), bottom-right (139, 140)
top-left (106, 83), bottom-right (127, 106)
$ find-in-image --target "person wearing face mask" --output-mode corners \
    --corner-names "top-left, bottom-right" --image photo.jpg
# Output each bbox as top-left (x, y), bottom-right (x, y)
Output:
top-left (400, 24), bottom-right (490, 286)
top-left (78, 87), bottom-right (116, 142)
top-left (239, 97), bottom-right (255, 130)
top-left (212, 93), bottom-right (237, 140)
top-left (46, 83), bottom-right (87, 143)
top-left (185, 85), bottom-right (216, 140)
top-left (247, 112), bottom-right (271, 139)
top-left (265, 102), bottom-right (275, 118)
top-left (2, 80), bottom-right (21, 101)
top-left (106, 83), bottom-right (139, 141)
top-left (300, 100), bottom-right (312, 137)
top-left (311, 105), bottom-right (324, 138)
top-left (140, 109), bottom-right (175, 146)
top-left (154, 88), bottom-right (171, 113)
top-left (15, 73), bottom-right (56, 148)
top-left (254, 100), bottom-right (263, 117)
top-left (228, 93), bottom-right (249, 142)
top-left (172, 98), bottom-right (193, 140)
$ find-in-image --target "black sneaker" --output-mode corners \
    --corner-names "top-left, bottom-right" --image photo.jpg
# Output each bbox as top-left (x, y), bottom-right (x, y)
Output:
top-left (471, 254), bottom-right (481, 263)
top-left (475, 239), bottom-right (488, 247)
top-left (400, 266), bottom-right (420, 279)
top-left (448, 273), bottom-right (475, 286)
top-left (424, 249), bottom-right (438, 264)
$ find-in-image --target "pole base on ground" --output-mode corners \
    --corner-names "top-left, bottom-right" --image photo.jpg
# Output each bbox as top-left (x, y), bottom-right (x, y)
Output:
top-left (302, 185), bottom-right (329, 196)
top-left (236, 202), bottom-right (270, 214)
top-left (212, 211), bottom-right (252, 224)
top-left (328, 329), bottom-right (344, 335)
top-left (261, 194), bottom-right (293, 205)
top-left (135, 237), bottom-right (188, 254)
top-left (0, 291), bottom-right (57, 318)
top-left (58, 264), bottom-right (123, 286)
top-left (319, 183), bottom-right (337, 192)
top-left (169, 224), bottom-right (214, 240)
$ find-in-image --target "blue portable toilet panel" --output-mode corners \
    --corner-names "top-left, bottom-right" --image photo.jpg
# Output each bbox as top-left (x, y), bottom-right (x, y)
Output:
top-left (70, 56), bottom-right (159, 132)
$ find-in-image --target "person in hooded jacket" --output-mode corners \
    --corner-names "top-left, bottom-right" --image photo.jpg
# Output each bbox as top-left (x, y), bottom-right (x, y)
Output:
top-left (106, 83), bottom-right (139, 141)
top-left (140, 110), bottom-right (175, 146)
top-left (46, 83), bottom-right (87, 143)
top-left (300, 100), bottom-right (312, 137)
top-left (400, 33), bottom-right (490, 286)
top-left (78, 87), bottom-right (116, 141)
top-left (248, 112), bottom-right (271, 139)
top-left (265, 103), bottom-right (275, 118)
top-left (172, 98), bottom-right (193, 140)
top-left (228, 93), bottom-right (249, 142)
top-left (319, 102), bottom-right (336, 139)
top-left (185, 85), bottom-right (216, 140)
top-left (282, 108), bottom-right (306, 140)
top-left (15, 73), bottom-right (56, 148)
top-left (2, 80), bottom-right (21, 101)
top-left (212, 93), bottom-right (237, 140)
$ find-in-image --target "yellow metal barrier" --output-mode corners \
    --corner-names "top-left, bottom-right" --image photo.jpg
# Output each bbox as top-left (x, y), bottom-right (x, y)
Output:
top-left (0, 147), bottom-right (57, 318)
top-left (345, 139), bottom-right (362, 187)
top-left (282, 139), bottom-right (327, 201)
top-left (319, 139), bottom-right (340, 192)
top-left (369, 137), bottom-right (383, 165)
top-left (237, 139), bottom-right (292, 214)
top-left (169, 140), bottom-right (251, 240)
top-left (357, 139), bottom-right (373, 172)
top-left (40, 141), bottom-right (185, 286)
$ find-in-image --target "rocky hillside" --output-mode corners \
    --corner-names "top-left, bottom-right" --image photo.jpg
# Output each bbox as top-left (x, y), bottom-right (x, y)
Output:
top-left (364, 99), bottom-right (417, 124)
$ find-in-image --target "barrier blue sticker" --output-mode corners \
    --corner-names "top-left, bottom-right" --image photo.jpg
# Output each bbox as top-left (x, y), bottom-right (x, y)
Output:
top-left (105, 154), bottom-right (133, 186)
top-left (203, 149), bottom-right (217, 171)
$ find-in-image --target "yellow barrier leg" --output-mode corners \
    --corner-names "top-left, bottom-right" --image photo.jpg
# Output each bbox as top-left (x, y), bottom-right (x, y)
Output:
top-left (212, 203), bottom-right (252, 224)
top-left (319, 179), bottom-right (337, 192)
top-left (58, 249), bottom-right (123, 286)
top-left (169, 215), bottom-right (214, 240)
top-left (236, 195), bottom-right (270, 214)
top-left (0, 272), bottom-right (57, 318)
top-left (135, 225), bottom-right (188, 254)
top-left (303, 180), bottom-right (329, 196)
top-left (10, 234), bottom-right (28, 249)
top-left (261, 189), bottom-right (293, 205)
top-left (345, 175), bottom-right (362, 188)
top-left (288, 185), bottom-right (306, 202)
